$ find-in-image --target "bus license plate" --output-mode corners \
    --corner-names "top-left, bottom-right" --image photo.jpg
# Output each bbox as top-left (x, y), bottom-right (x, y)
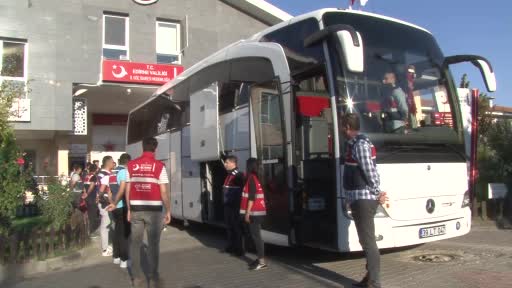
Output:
top-left (419, 225), bottom-right (446, 239)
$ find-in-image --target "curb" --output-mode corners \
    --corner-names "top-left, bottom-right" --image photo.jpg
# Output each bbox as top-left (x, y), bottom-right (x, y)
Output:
top-left (0, 243), bottom-right (98, 286)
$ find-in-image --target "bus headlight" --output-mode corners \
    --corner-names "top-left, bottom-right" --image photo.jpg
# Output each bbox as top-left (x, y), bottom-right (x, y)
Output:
top-left (461, 190), bottom-right (471, 208)
top-left (375, 205), bottom-right (390, 218)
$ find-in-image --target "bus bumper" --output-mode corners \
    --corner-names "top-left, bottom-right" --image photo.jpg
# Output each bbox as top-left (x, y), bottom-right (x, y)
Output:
top-left (342, 207), bottom-right (472, 252)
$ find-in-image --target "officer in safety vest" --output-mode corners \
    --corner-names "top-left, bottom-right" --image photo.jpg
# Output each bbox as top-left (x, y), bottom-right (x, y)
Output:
top-left (341, 113), bottom-right (388, 288)
top-left (125, 137), bottom-right (170, 288)
top-left (240, 158), bottom-right (268, 271)
top-left (83, 164), bottom-right (99, 235)
top-left (222, 155), bottom-right (244, 256)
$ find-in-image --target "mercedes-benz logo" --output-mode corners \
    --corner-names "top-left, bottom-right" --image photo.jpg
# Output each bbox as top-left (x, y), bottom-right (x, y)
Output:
top-left (426, 199), bottom-right (435, 214)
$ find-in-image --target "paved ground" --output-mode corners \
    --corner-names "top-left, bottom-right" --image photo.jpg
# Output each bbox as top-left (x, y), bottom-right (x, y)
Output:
top-left (6, 220), bottom-right (512, 288)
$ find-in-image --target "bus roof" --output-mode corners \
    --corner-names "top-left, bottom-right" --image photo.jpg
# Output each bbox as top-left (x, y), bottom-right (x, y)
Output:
top-left (249, 8), bottom-right (431, 41)
top-left (153, 8), bottom-right (431, 98)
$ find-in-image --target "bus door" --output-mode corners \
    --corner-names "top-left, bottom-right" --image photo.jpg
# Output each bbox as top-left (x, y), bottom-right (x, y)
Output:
top-left (249, 80), bottom-right (290, 244)
top-left (293, 71), bottom-right (338, 250)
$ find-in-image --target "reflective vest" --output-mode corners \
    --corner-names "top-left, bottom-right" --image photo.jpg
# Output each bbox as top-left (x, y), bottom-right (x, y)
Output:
top-left (343, 134), bottom-right (376, 191)
top-left (223, 169), bottom-right (242, 205)
top-left (110, 166), bottom-right (124, 202)
top-left (84, 173), bottom-right (96, 193)
top-left (128, 152), bottom-right (164, 211)
top-left (96, 169), bottom-right (112, 203)
top-left (240, 173), bottom-right (266, 216)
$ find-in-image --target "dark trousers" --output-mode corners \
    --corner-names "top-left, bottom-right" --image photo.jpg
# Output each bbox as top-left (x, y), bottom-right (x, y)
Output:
top-left (248, 216), bottom-right (264, 259)
top-left (224, 205), bottom-right (243, 253)
top-left (112, 207), bottom-right (130, 261)
top-left (130, 210), bottom-right (163, 281)
top-left (86, 192), bottom-right (99, 234)
top-left (351, 200), bottom-right (381, 287)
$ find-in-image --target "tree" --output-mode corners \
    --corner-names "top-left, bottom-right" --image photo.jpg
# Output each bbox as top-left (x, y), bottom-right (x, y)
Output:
top-left (477, 93), bottom-right (494, 146)
top-left (0, 80), bottom-right (30, 232)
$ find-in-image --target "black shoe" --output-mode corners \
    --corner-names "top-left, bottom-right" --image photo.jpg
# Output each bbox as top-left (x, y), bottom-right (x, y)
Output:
top-left (248, 259), bottom-right (259, 267)
top-left (222, 246), bottom-right (234, 254)
top-left (250, 262), bottom-right (268, 271)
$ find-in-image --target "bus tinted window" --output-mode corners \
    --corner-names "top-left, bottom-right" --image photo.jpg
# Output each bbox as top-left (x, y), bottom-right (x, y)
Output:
top-left (219, 82), bottom-right (237, 113)
top-left (230, 57), bottom-right (274, 83)
top-left (127, 95), bottom-right (185, 144)
top-left (261, 18), bottom-right (324, 74)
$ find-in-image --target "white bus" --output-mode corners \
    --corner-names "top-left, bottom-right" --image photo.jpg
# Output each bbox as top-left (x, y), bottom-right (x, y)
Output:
top-left (126, 9), bottom-right (496, 252)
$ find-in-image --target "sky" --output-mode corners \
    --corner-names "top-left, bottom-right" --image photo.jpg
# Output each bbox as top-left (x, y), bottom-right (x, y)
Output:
top-left (267, 0), bottom-right (511, 106)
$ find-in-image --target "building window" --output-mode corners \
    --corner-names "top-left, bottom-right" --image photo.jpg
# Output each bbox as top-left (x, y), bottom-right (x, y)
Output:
top-left (0, 38), bottom-right (28, 100)
top-left (156, 21), bottom-right (180, 64)
top-left (0, 39), bottom-right (27, 80)
top-left (103, 14), bottom-right (129, 60)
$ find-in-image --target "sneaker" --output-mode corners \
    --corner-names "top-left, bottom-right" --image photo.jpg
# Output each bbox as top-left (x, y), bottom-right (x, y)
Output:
top-left (250, 262), bottom-right (268, 271)
top-left (102, 249), bottom-right (113, 257)
top-left (120, 260), bottom-right (128, 268)
top-left (113, 258), bottom-right (121, 264)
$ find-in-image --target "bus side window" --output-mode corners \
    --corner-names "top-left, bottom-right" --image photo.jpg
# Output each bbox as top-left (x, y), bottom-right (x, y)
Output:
top-left (236, 83), bottom-right (249, 107)
top-left (218, 82), bottom-right (238, 113)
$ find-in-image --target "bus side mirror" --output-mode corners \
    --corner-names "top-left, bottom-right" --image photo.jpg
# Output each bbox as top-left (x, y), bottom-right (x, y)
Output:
top-left (444, 55), bottom-right (496, 92)
top-left (304, 24), bottom-right (364, 73)
top-left (336, 30), bottom-right (364, 73)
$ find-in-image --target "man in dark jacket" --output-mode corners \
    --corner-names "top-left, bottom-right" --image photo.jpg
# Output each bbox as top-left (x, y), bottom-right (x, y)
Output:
top-left (341, 113), bottom-right (388, 288)
top-left (222, 155), bottom-right (245, 256)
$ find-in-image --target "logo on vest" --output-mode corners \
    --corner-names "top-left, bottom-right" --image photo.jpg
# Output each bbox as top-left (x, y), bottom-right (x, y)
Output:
top-left (133, 0), bottom-right (158, 5)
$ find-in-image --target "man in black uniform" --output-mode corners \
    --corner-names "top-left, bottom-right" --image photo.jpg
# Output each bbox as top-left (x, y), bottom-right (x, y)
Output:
top-left (222, 155), bottom-right (245, 256)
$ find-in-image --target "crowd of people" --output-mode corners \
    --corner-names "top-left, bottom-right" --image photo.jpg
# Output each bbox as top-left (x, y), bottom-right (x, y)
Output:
top-left (69, 153), bottom-right (132, 268)
top-left (66, 112), bottom-right (387, 288)
top-left (66, 137), bottom-right (268, 288)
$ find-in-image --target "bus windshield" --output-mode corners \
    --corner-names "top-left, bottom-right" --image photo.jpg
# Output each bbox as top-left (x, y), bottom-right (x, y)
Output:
top-left (323, 12), bottom-right (464, 162)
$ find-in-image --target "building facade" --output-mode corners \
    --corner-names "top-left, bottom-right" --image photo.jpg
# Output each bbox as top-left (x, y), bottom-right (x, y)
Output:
top-left (0, 0), bottom-right (290, 176)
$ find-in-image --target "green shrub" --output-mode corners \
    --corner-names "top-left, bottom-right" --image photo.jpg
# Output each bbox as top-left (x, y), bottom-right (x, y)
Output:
top-left (38, 181), bottom-right (73, 228)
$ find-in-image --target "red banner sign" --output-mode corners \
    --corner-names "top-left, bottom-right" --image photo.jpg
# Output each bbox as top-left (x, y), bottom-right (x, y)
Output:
top-left (102, 60), bottom-right (184, 85)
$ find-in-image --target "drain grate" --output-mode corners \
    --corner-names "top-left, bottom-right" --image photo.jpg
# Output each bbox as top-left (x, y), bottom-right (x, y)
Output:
top-left (413, 253), bottom-right (456, 263)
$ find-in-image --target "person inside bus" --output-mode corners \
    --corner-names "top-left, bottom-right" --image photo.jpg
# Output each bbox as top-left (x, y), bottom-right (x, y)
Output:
top-left (222, 155), bottom-right (245, 256)
top-left (241, 158), bottom-right (268, 271)
top-left (341, 113), bottom-right (387, 288)
top-left (381, 71), bottom-right (408, 133)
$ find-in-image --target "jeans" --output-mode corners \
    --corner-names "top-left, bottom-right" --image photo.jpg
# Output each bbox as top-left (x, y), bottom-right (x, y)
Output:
top-left (224, 205), bottom-right (242, 253)
top-left (112, 207), bottom-right (130, 261)
top-left (130, 210), bottom-right (163, 281)
top-left (98, 204), bottom-right (110, 251)
top-left (351, 199), bottom-right (381, 287)
top-left (248, 216), bottom-right (264, 259)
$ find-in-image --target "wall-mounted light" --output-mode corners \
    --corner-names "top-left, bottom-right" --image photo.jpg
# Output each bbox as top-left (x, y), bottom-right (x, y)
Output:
top-left (74, 89), bottom-right (88, 97)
